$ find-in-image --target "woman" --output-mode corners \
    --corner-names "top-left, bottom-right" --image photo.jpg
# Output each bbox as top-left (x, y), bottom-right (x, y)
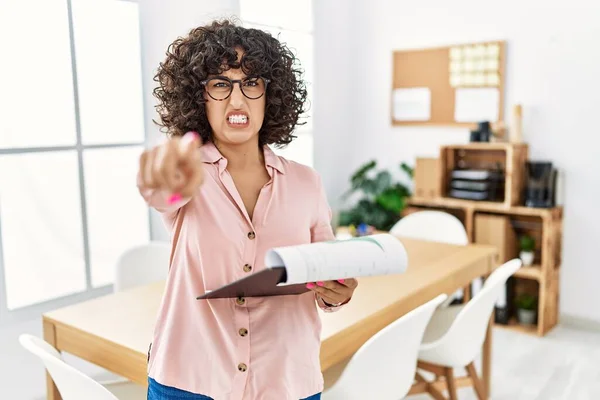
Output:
top-left (137, 20), bottom-right (358, 400)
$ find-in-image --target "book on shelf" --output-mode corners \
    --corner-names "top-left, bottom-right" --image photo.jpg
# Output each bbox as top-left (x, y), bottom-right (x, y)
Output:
top-left (196, 233), bottom-right (408, 299)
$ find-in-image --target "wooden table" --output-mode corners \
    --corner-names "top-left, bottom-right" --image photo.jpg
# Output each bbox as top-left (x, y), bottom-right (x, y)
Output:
top-left (43, 237), bottom-right (497, 400)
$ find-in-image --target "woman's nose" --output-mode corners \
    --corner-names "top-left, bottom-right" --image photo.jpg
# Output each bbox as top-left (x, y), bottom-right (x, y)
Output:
top-left (229, 82), bottom-right (246, 107)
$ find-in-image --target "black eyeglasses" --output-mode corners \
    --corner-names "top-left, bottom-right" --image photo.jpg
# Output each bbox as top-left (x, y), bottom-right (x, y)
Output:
top-left (200, 76), bottom-right (271, 101)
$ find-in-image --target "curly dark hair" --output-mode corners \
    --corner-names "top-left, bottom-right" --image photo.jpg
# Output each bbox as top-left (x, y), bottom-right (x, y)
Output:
top-left (152, 19), bottom-right (308, 147)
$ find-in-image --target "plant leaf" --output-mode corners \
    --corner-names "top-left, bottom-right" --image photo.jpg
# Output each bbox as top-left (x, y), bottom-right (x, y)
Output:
top-left (358, 179), bottom-right (379, 196)
top-left (374, 171), bottom-right (392, 194)
top-left (376, 188), bottom-right (405, 213)
top-left (400, 162), bottom-right (414, 178)
top-left (350, 160), bottom-right (376, 186)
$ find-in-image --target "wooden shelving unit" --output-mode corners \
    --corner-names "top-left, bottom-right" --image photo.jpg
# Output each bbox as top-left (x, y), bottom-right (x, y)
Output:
top-left (495, 318), bottom-right (538, 335)
top-left (513, 265), bottom-right (542, 280)
top-left (439, 143), bottom-right (529, 207)
top-left (408, 143), bottom-right (563, 337)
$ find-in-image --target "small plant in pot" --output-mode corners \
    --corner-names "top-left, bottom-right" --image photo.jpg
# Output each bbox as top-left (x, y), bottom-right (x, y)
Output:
top-left (519, 235), bottom-right (535, 266)
top-left (515, 293), bottom-right (537, 325)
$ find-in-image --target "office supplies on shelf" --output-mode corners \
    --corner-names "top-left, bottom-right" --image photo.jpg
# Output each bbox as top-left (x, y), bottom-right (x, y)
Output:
top-left (448, 167), bottom-right (505, 202)
top-left (440, 143), bottom-right (528, 207)
top-left (196, 234), bottom-right (408, 299)
top-left (510, 104), bottom-right (523, 143)
top-left (524, 161), bottom-right (557, 208)
top-left (470, 121), bottom-right (493, 142)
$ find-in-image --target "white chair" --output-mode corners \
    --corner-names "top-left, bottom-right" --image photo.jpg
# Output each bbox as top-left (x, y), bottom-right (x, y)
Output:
top-left (389, 210), bottom-right (469, 245)
top-left (114, 241), bottom-right (171, 292)
top-left (323, 294), bottom-right (448, 400)
top-left (18, 334), bottom-right (146, 400)
top-left (107, 242), bottom-right (170, 386)
top-left (413, 259), bottom-right (522, 400)
top-left (390, 211), bottom-right (470, 305)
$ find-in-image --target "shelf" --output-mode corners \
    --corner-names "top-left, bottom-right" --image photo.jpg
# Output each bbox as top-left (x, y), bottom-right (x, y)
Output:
top-left (495, 318), bottom-right (539, 336)
top-left (443, 142), bottom-right (529, 151)
top-left (408, 196), bottom-right (562, 218)
top-left (513, 265), bottom-right (542, 281)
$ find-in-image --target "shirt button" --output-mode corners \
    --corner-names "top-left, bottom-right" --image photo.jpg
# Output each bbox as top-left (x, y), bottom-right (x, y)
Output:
top-left (243, 264), bottom-right (252, 272)
top-left (239, 328), bottom-right (248, 337)
top-left (236, 296), bottom-right (246, 306)
top-left (238, 363), bottom-right (247, 372)
top-left (247, 231), bottom-right (256, 240)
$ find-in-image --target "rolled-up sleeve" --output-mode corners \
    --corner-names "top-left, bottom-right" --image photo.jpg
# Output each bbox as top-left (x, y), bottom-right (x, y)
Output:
top-left (310, 174), bottom-right (335, 243)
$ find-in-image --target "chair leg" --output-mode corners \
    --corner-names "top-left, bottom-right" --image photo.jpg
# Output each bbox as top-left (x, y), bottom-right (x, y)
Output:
top-left (410, 371), bottom-right (447, 400)
top-left (444, 367), bottom-right (458, 400)
top-left (428, 379), bottom-right (448, 400)
top-left (466, 362), bottom-right (487, 400)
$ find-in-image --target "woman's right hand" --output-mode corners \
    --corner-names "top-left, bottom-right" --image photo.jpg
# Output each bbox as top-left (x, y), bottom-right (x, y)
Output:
top-left (138, 131), bottom-right (203, 202)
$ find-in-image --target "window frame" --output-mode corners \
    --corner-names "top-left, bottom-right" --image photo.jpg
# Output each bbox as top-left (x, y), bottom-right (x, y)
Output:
top-left (0, 0), bottom-right (148, 327)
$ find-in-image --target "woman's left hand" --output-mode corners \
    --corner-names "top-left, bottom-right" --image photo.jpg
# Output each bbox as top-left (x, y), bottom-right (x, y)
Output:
top-left (306, 278), bottom-right (358, 306)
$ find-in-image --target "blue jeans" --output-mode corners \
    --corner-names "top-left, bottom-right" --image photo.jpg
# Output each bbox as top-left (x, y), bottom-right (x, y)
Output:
top-left (147, 377), bottom-right (321, 399)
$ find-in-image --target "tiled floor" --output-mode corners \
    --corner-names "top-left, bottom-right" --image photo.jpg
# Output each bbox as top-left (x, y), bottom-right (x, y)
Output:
top-left (3, 317), bottom-right (600, 399)
top-left (406, 325), bottom-right (600, 399)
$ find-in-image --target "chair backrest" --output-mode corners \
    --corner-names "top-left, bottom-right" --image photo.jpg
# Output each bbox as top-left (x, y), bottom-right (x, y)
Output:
top-left (422, 259), bottom-right (522, 367)
top-left (389, 211), bottom-right (468, 245)
top-left (114, 241), bottom-right (171, 292)
top-left (19, 334), bottom-right (118, 400)
top-left (324, 294), bottom-right (448, 400)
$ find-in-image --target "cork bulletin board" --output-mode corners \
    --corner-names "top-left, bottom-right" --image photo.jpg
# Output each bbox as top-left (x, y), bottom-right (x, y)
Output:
top-left (390, 40), bottom-right (506, 127)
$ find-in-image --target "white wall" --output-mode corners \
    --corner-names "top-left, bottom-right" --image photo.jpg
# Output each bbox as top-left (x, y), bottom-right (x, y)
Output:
top-left (138, 1), bottom-right (600, 322)
top-left (138, 0), bottom-right (240, 241)
top-left (312, 0), bottom-right (358, 214)
top-left (313, 0), bottom-right (600, 322)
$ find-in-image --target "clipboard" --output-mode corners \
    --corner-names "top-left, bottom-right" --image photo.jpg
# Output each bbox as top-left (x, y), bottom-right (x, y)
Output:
top-left (196, 267), bottom-right (309, 299)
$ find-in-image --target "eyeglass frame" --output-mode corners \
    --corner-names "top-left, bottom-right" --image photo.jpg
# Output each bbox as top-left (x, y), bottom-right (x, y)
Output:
top-left (200, 75), bottom-right (271, 101)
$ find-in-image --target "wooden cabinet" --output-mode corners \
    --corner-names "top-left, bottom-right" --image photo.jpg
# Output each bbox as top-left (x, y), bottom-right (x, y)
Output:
top-left (474, 214), bottom-right (518, 263)
top-left (407, 196), bottom-right (562, 336)
top-left (414, 158), bottom-right (441, 198)
top-left (439, 143), bottom-right (528, 207)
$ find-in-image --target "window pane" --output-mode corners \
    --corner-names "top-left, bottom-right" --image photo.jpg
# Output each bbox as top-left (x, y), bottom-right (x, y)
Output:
top-left (71, 0), bottom-right (144, 145)
top-left (0, 0), bottom-right (76, 149)
top-left (84, 147), bottom-right (150, 287)
top-left (271, 133), bottom-right (313, 167)
top-left (240, 0), bottom-right (313, 32)
top-left (0, 152), bottom-right (86, 310)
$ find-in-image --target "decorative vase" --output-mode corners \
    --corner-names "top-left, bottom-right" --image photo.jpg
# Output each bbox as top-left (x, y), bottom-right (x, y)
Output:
top-left (519, 250), bottom-right (534, 266)
top-left (517, 309), bottom-right (537, 325)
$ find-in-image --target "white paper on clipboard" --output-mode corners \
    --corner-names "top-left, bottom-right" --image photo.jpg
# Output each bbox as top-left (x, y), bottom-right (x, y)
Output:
top-left (454, 88), bottom-right (499, 122)
top-left (392, 87), bottom-right (431, 121)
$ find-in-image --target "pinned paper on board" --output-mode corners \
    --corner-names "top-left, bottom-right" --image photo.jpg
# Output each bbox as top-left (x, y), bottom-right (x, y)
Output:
top-left (454, 88), bottom-right (500, 123)
top-left (449, 42), bottom-right (501, 88)
top-left (392, 87), bottom-right (431, 121)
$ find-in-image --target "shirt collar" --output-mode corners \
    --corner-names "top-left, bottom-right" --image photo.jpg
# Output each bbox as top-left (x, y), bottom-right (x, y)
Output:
top-left (200, 141), bottom-right (285, 175)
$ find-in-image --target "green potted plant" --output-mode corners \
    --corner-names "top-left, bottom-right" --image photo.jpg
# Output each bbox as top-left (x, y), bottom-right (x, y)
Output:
top-left (519, 234), bottom-right (535, 266)
top-left (338, 160), bottom-right (413, 232)
top-left (514, 293), bottom-right (537, 325)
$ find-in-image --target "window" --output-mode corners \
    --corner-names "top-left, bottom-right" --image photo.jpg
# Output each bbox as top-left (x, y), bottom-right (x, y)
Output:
top-left (240, 0), bottom-right (314, 167)
top-left (0, 0), bottom-right (148, 319)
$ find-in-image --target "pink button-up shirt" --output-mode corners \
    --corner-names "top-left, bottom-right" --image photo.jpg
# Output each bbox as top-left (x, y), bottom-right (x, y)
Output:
top-left (138, 142), bottom-right (341, 400)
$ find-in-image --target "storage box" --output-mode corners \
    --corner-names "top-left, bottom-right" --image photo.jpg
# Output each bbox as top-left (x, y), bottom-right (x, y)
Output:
top-left (414, 158), bottom-right (440, 199)
top-left (439, 143), bottom-right (528, 207)
top-left (474, 214), bottom-right (517, 263)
